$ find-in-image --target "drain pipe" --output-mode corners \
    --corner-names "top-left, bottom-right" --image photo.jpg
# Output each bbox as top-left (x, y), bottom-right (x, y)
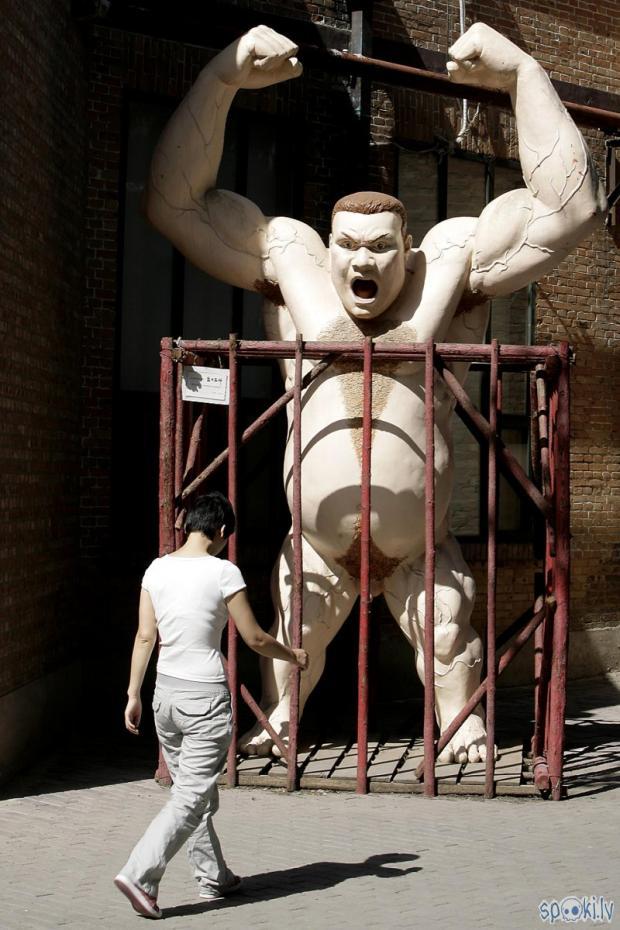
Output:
top-left (455, 0), bottom-right (469, 144)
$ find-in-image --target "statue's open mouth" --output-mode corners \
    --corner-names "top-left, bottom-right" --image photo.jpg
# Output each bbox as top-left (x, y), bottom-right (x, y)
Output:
top-left (352, 279), bottom-right (378, 300)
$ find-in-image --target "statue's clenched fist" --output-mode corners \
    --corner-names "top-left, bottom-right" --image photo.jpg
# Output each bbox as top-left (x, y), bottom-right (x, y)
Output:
top-left (215, 25), bottom-right (302, 90)
top-left (447, 22), bottom-right (533, 91)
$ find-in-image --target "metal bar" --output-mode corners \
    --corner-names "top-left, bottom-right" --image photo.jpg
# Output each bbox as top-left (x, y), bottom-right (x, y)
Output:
top-left (423, 341), bottom-right (436, 798)
top-left (324, 49), bottom-right (620, 130)
top-left (532, 602), bottom-right (553, 792)
top-left (437, 361), bottom-right (553, 519)
top-left (547, 343), bottom-right (571, 800)
top-left (220, 657), bottom-right (289, 761)
top-left (174, 362), bottom-right (184, 549)
top-left (287, 334), bottom-right (304, 793)
top-left (535, 365), bottom-right (552, 498)
top-left (416, 598), bottom-right (550, 780)
top-left (183, 411), bottom-right (205, 480)
top-left (349, 3), bottom-right (372, 119)
top-left (533, 616), bottom-right (543, 755)
top-left (159, 339), bottom-right (176, 557)
top-left (179, 356), bottom-right (336, 504)
top-left (155, 338), bottom-right (175, 787)
top-left (529, 370), bottom-right (540, 481)
top-left (226, 334), bottom-right (239, 788)
top-left (495, 603), bottom-right (535, 650)
top-left (178, 338), bottom-right (562, 364)
top-left (485, 340), bottom-right (499, 798)
top-left (356, 335), bottom-right (373, 795)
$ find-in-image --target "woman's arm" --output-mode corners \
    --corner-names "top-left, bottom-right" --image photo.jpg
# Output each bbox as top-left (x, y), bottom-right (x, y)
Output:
top-left (124, 589), bottom-right (158, 735)
top-left (226, 589), bottom-right (308, 668)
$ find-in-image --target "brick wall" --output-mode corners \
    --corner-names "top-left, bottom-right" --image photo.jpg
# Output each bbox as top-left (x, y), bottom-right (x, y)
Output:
top-left (0, 0), bottom-right (86, 697)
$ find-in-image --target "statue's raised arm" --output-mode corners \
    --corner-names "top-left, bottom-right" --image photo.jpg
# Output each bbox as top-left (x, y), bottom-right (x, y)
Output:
top-left (447, 23), bottom-right (606, 297)
top-left (144, 26), bottom-right (302, 292)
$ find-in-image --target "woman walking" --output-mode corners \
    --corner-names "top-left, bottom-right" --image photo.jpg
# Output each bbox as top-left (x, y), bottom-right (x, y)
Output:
top-left (114, 491), bottom-right (308, 919)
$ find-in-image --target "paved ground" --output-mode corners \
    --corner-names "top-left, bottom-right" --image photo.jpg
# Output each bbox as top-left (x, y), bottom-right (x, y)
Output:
top-left (1, 676), bottom-right (619, 930)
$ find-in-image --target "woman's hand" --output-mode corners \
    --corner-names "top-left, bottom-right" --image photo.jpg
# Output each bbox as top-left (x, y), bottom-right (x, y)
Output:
top-left (292, 648), bottom-right (309, 670)
top-left (124, 695), bottom-right (142, 735)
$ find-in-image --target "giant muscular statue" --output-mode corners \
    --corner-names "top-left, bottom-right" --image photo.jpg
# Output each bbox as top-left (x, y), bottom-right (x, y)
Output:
top-left (145, 23), bottom-right (605, 763)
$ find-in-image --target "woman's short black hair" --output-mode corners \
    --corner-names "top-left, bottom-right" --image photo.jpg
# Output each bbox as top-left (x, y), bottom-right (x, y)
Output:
top-left (184, 492), bottom-right (236, 539)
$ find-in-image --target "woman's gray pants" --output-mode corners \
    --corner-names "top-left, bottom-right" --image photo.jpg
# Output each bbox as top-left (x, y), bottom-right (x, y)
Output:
top-left (121, 678), bottom-right (234, 897)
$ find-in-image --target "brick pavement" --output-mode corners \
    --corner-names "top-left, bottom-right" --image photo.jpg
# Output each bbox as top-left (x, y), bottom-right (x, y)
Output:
top-left (0, 676), bottom-right (618, 930)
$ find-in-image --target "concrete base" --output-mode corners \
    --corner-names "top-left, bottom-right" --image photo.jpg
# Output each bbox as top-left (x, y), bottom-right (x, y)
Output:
top-left (568, 625), bottom-right (620, 680)
top-left (0, 661), bottom-right (82, 786)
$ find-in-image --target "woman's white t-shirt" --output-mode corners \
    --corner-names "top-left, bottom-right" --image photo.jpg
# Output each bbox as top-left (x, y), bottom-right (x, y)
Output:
top-left (141, 554), bottom-right (246, 683)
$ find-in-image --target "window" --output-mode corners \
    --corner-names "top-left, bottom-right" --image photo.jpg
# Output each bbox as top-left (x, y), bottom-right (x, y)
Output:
top-left (398, 144), bottom-right (535, 540)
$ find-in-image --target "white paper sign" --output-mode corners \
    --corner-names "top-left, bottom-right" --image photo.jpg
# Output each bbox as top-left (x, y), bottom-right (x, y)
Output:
top-left (181, 366), bottom-right (230, 405)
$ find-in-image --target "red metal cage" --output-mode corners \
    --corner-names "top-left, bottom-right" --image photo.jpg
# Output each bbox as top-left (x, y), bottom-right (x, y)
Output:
top-left (157, 336), bottom-right (570, 800)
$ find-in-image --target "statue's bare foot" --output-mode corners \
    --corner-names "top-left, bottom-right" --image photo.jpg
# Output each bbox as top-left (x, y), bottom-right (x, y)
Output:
top-left (239, 709), bottom-right (288, 757)
top-left (437, 712), bottom-right (496, 764)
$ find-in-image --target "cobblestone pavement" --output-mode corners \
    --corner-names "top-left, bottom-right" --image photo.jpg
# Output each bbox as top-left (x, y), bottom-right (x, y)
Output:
top-left (1, 676), bottom-right (618, 930)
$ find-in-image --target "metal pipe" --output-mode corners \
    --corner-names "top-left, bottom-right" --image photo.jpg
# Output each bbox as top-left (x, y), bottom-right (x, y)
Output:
top-left (416, 598), bottom-right (550, 780)
top-left (179, 356), bottom-right (336, 505)
top-left (287, 334), bottom-right (304, 793)
top-left (159, 339), bottom-right (176, 557)
top-left (183, 411), bottom-right (204, 480)
top-left (323, 49), bottom-right (620, 130)
top-left (178, 338), bottom-right (562, 364)
top-left (226, 334), bottom-right (239, 788)
top-left (455, 0), bottom-right (469, 144)
top-left (437, 361), bottom-right (553, 519)
top-left (547, 343), bottom-right (571, 801)
top-left (221, 657), bottom-right (289, 761)
top-left (423, 341), bottom-right (436, 797)
top-left (155, 338), bottom-right (175, 787)
top-left (533, 611), bottom-right (543, 756)
top-left (356, 335), bottom-right (373, 795)
top-left (485, 339), bottom-right (499, 798)
top-left (532, 604), bottom-right (553, 792)
top-left (535, 365), bottom-right (552, 498)
top-left (174, 363), bottom-right (184, 549)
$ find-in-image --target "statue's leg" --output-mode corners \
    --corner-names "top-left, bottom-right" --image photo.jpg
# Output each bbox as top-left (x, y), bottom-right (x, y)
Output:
top-left (239, 533), bottom-right (358, 756)
top-left (384, 534), bottom-right (490, 763)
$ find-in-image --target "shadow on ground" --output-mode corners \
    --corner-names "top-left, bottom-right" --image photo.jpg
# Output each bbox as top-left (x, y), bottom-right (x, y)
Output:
top-left (163, 853), bottom-right (422, 918)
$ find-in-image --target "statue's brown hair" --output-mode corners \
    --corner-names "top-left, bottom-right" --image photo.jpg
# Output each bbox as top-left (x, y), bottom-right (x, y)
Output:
top-left (331, 191), bottom-right (408, 234)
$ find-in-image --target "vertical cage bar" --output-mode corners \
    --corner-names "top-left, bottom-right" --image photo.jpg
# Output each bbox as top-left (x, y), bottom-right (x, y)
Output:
top-left (226, 334), bottom-right (239, 788)
top-left (536, 365), bottom-right (552, 498)
top-left (423, 340), bottom-right (436, 797)
top-left (174, 362), bottom-right (185, 549)
top-left (485, 339), bottom-right (499, 797)
top-left (533, 617), bottom-right (543, 754)
top-left (356, 336), bottom-right (373, 795)
top-left (159, 338), bottom-right (176, 557)
top-left (155, 337), bottom-right (175, 786)
top-left (547, 343), bottom-right (571, 800)
top-left (532, 366), bottom-right (552, 777)
top-left (287, 334), bottom-right (304, 792)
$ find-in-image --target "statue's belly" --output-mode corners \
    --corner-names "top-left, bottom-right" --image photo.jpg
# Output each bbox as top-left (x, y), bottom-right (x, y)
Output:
top-left (283, 367), bottom-right (454, 575)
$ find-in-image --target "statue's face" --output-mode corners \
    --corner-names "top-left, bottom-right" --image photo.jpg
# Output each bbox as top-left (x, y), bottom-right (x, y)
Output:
top-left (329, 211), bottom-right (411, 320)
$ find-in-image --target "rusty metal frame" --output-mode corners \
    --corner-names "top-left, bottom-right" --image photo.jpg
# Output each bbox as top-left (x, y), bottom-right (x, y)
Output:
top-left (157, 336), bottom-right (570, 800)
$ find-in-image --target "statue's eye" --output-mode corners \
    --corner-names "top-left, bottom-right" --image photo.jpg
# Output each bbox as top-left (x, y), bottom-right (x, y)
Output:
top-left (340, 240), bottom-right (354, 250)
top-left (374, 241), bottom-right (388, 252)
